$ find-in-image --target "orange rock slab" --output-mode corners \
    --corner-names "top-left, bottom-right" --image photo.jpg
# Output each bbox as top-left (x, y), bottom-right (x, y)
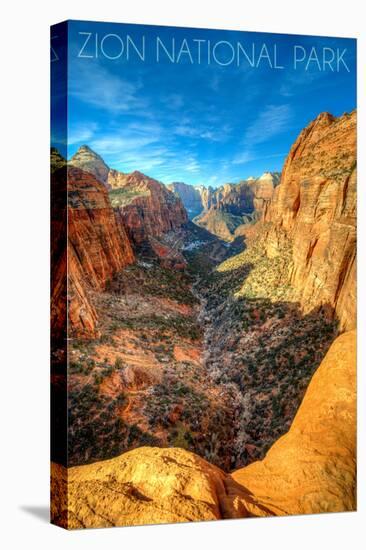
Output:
top-left (51, 331), bottom-right (356, 528)
top-left (231, 330), bottom-right (356, 516)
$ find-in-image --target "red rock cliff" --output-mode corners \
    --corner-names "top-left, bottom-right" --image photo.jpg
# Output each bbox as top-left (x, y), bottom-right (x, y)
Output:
top-left (67, 166), bottom-right (135, 337)
top-left (108, 170), bottom-right (188, 245)
top-left (51, 158), bottom-right (67, 342)
top-left (263, 111), bottom-right (356, 331)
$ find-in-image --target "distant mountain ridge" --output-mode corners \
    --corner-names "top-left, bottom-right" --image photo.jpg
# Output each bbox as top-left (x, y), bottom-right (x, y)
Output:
top-left (171, 172), bottom-right (280, 241)
top-left (167, 182), bottom-right (214, 219)
top-left (69, 147), bottom-right (279, 242)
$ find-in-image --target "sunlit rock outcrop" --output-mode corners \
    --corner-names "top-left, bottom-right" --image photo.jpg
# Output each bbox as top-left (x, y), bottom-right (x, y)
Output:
top-left (51, 331), bottom-right (356, 528)
top-left (262, 111), bottom-right (356, 331)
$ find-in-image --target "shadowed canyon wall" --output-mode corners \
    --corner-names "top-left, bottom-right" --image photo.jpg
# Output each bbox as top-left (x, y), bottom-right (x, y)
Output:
top-left (167, 181), bottom-right (212, 219)
top-left (67, 167), bottom-right (135, 337)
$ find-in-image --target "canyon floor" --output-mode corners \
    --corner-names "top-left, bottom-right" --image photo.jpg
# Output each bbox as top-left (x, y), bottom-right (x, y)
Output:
top-left (66, 221), bottom-right (338, 472)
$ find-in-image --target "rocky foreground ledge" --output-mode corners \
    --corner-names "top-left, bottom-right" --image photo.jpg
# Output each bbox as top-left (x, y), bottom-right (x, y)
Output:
top-left (51, 331), bottom-right (356, 529)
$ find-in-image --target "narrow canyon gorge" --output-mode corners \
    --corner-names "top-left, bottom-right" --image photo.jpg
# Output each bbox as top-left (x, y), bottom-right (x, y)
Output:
top-left (51, 110), bottom-right (356, 528)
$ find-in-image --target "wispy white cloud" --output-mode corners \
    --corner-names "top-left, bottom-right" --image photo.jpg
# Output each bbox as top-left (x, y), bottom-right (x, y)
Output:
top-left (279, 57), bottom-right (334, 98)
top-left (209, 74), bottom-right (220, 93)
top-left (185, 157), bottom-right (201, 173)
top-left (232, 150), bottom-right (286, 166)
top-left (113, 146), bottom-right (174, 173)
top-left (91, 134), bottom-right (155, 155)
top-left (163, 93), bottom-right (184, 110)
top-left (229, 105), bottom-right (291, 170)
top-left (67, 66), bottom-right (288, 185)
top-left (69, 62), bottom-right (147, 112)
top-left (232, 151), bottom-right (253, 165)
top-left (243, 104), bottom-right (292, 146)
top-left (89, 120), bottom-right (163, 156)
top-left (174, 119), bottom-right (231, 142)
top-left (68, 122), bottom-right (99, 145)
top-left (204, 174), bottom-right (220, 186)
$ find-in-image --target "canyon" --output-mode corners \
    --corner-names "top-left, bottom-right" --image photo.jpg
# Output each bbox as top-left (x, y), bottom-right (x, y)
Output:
top-left (51, 329), bottom-right (356, 528)
top-left (170, 173), bottom-right (280, 241)
top-left (53, 149), bottom-right (189, 339)
top-left (51, 110), bottom-right (356, 528)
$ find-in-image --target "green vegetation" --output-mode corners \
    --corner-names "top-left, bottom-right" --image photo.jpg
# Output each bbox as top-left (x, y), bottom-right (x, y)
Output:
top-left (217, 228), bottom-right (294, 302)
top-left (65, 221), bottom-right (340, 472)
top-left (109, 187), bottom-right (150, 207)
top-left (197, 227), bottom-right (338, 466)
top-left (114, 313), bottom-right (201, 341)
top-left (68, 383), bottom-right (159, 466)
top-left (144, 375), bottom-right (235, 468)
top-left (108, 262), bottom-right (199, 306)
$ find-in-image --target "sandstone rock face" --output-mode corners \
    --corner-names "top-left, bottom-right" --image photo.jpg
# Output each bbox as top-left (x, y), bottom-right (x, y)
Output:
top-left (170, 174), bottom-right (280, 231)
top-left (70, 145), bottom-right (189, 250)
top-left (67, 166), bottom-right (135, 336)
top-left (149, 236), bottom-right (187, 270)
top-left (212, 181), bottom-right (255, 215)
top-left (51, 447), bottom-right (227, 529)
top-left (108, 170), bottom-right (188, 245)
top-left (194, 208), bottom-right (245, 242)
top-left (252, 172), bottom-right (281, 217)
top-left (207, 173), bottom-right (280, 216)
top-left (193, 173), bottom-right (280, 241)
top-left (262, 111), bottom-right (356, 331)
top-left (70, 145), bottom-right (110, 185)
top-left (54, 145), bottom-right (190, 338)
top-left (168, 182), bottom-right (217, 218)
top-left (196, 184), bottom-right (214, 211)
top-left (231, 330), bottom-right (356, 516)
top-left (67, 249), bottom-right (98, 338)
top-left (51, 331), bottom-right (356, 528)
top-left (168, 182), bottom-right (209, 219)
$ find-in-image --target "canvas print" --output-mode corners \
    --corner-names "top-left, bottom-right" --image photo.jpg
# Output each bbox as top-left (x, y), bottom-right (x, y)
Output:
top-left (50, 20), bottom-right (357, 529)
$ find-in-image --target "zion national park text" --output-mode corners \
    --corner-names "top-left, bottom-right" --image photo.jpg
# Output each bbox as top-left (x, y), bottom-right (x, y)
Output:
top-left (73, 32), bottom-right (351, 72)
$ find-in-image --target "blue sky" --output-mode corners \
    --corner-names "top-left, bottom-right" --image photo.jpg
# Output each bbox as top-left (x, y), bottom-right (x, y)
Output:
top-left (51, 21), bottom-right (356, 187)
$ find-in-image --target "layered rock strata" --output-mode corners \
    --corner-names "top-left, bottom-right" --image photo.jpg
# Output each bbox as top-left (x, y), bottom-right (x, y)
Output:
top-left (67, 166), bottom-right (134, 336)
top-left (108, 169), bottom-right (188, 245)
top-left (262, 111), bottom-right (356, 331)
